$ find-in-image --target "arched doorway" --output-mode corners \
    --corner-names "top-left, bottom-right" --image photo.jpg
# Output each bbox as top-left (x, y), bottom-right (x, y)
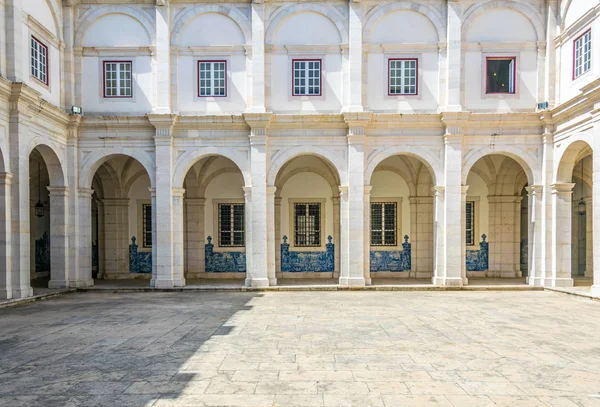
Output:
top-left (273, 155), bottom-right (341, 283)
top-left (87, 155), bottom-right (153, 284)
top-left (368, 155), bottom-right (435, 283)
top-left (181, 156), bottom-right (247, 282)
top-left (464, 154), bottom-right (530, 281)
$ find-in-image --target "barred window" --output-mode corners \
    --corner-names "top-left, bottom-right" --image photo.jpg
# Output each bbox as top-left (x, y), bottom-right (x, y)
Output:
top-left (371, 202), bottom-right (397, 246)
top-left (31, 36), bottom-right (48, 85)
top-left (198, 61), bottom-right (226, 97)
top-left (142, 204), bottom-right (152, 248)
top-left (294, 203), bottom-right (321, 247)
top-left (293, 60), bottom-right (321, 96)
top-left (218, 203), bottom-right (245, 247)
top-left (389, 59), bottom-right (417, 95)
top-left (103, 61), bottom-right (132, 98)
top-left (574, 30), bottom-right (592, 79)
top-left (486, 57), bottom-right (515, 94)
top-left (465, 201), bottom-right (475, 246)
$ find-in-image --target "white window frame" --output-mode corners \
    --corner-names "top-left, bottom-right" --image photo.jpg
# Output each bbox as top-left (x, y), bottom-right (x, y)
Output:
top-left (103, 61), bottom-right (132, 98)
top-left (198, 60), bottom-right (227, 97)
top-left (573, 30), bottom-right (592, 80)
top-left (292, 59), bottom-right (322, 96)
top-left (388, 58), bottom-right (418, 96)
top-left (30, 36), bottom-right (48, 85)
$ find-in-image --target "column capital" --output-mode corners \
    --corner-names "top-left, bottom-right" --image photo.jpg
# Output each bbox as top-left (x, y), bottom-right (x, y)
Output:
top-left (78, 188), bottom-right (94, 198)
top-left (339, 185), bottom-right (348, 199)
top-left (148, 114), bottom-right (177, 138)
top-left (432, 185), bottom-right (445, 197)
top-left (149, 187), bottom-right (156, 198)
top-left (526, 185), bottom-right (543, 196)
top-left (0, 172), bottom-right (14, 185)
top-left (244, 113), bottom-right (272, 139)
top-left (243, 186), bottom-right (252, 198)
top-left (9, 83), bottom-right (39, 117)
top-left (47, 186), bottom-right (70, 196)
top-left (172, 188), bottom-right (186, 198)
top-left (344, 112), bottom-right (372, 137)
top-left (461, 185), bottom-right (469, 195)
top-left (364, 185), bottom-right (373, 196)
top-left (551, 183), bottom-right (575, 195)
top-left (266, 186), bottom-right (277, 196)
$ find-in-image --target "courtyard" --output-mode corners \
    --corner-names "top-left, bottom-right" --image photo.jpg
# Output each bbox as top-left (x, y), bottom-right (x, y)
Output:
top-left (0, 291), bottom-right (600, 407)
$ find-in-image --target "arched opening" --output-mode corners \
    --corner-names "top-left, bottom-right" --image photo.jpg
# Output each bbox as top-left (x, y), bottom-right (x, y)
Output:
top-left (274, 155), bottom-right (341, 283)
top-left (464, 154), bottom-right (529, 282)
top-left (368, 155), bottom-right (435, 283)
top-left (181, 155), bottom-right (246, 283)
top-left (89, 155), bottom-right (152, 285)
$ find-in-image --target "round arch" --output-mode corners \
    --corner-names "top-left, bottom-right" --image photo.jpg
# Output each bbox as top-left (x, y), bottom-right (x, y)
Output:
top-left (363, 2), bottom-right (444, 43)
top-left (172, 148), bottom-right (250, 189)
top-left (74, 5), bottom-right (154, 47)
top-left (171, 5), bottom-right (251, 45)
top-left (556, 138), bottom-right (593, 184)
top-left (462, 0), bottom-right (544, 42)
top-left (197, 166), bottom-right (245, 197)
top-left (274, 167), bottom-right (340, 198)
top-left (365, 145), bottom-right (442, 186)
top-left (265, 3), bottom-right (348, 44)
top-left (79, 150), bottom-right (155, 190)
top-left (43, 0), bottom-right (63, 41)
top-left (30, 143), bottom-right (66, 187)
top-left (268, 146), bottom-right (346, 186)
top-left (462, 146), bottom-right (540, 186)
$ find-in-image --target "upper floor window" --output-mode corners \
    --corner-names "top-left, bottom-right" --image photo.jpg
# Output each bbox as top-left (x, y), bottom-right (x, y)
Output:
top-left (103, 61), bottom-right (132, 98)
top-left (465, 201), bottom-right (475, 246)
top-left (218, 203), bottom-right (245, 247)
top-left (198, 61), bottom-right (226, 97)
top-left (388, 59), bottom-right (417, 95)
top-left (371, 202), bottom-right (397, 246)
top-left (294, 202), bottom-right (321, 247)
top-left (573, 30), bottom-right (592, 79)
top-left (486, 57), bottom-right (515, 94)
top-left (292, 59), bottom-right (321, 96)
top-left (30, 36), bottom-right (48, 85)
top-left (142, 204), bottom-right (152, 248)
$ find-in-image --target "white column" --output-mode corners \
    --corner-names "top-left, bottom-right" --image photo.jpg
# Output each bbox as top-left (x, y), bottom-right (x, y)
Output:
top-left (62, 4), bottom-right (75, 109)
top-left (154, 3), bottom-right (171, 113)
top-left (338, 185), bottom-right (349, 283)
top-left (47, 186), bottom-right (70, 288)
top-left (347, 1), bottom-right (363, 112)
top-left (172, 188), bottom-right (186, 287)
top-left (243, 186), bottom-right (255, 286)
top-left (266, 186), bottom-right (277, 285)
top-left (584, 196), bottom-right (593, 278)
top-left (250, 2), bottom-right (266, 113)
top-left (185, 198), bottom-right (205, 276)
top-left (5, 0), bottom-right (24, 81)
top-left (432, 186), bottom-right (445, 284)
top-left (541, 130), bottom-right (554, 286)
top-left (550, 183), bottom-right (575, 287)
top-left (590, 112), bottom-right (600, 297)
top-left (545, 0), bottom-right (559, 107)
top-left (0, 173), bottom-right (13, 299)
top-left (460, 185), bottom-right (469, 283)
top-left (67, 116), bottom-right (86, 286)
top-left (488, 195), bottom-right (522, 277)
top-left (275, 196), bottom-right (282, 278)
top-left (411, 196), bottom-right (434, 278)
top-left (102, 198), bottom-right (129, 277)
top-left (526, 185), bottom-right (544, 286)
top-left (446, 0), bottom-right (462, 112)
top-left (363, 186), bottom-right (372, 285)
top-left (78, 188), bottom-right (94, 287)
top-left (332, 196), bottom-right (341, 279)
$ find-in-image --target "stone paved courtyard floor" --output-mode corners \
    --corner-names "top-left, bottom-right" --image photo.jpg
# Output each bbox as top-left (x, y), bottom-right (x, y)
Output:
top-left (1, 291), bottom-right (600, 407)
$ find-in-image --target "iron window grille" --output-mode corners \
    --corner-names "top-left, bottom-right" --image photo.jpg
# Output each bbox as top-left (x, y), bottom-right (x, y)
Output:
top-left (486, 57), bottom-right (515, 94)
top-left (465, 201), bottom-right (475, 246)
top-left (573, 30), bottom-right (592, 79)
top-left (31, 36), bottom-right (48, 85)
top-left (103, 61), bottom-right (132, 98)
top-left (198, 61), bottom-right (227, 97)
top-left (371, 202), bottom-right (397, 246)
top-left (218, 203), bottom-right (245, 247)
top-left (388, 59), bottom-right (417, 95)
top-left (292, 59), bottom-right (321, 96)
top-left (142, 204), bottom-right (152, 248)
top-left (294, 202), bottom-right (321, 247)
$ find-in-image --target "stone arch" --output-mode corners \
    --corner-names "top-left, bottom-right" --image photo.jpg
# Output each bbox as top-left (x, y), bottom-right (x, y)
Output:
top-left (171, 4), bottom-right (251, 45)
top-left (265, 3), bottom-right (348, 44)
top-left (363, 2), bottom-right (444, 43)
top-left (556, 138), bottom-right (593, 184)
top-left (462, 0), bottom-right (544, 42)
top-left (365, 145), bottom-right (442, 187)
top-left (74, 5), bottom-right (155, 47)
top-left (462, 146), bottom-right (539, 186)
top-left (173, 148), bottom-right (250, 189)
top-left (268, 146), bottom-right (346, 186)
top-left (122, 169), bottom-right (150, 196)
top-left (197, 166), bottom-right (244, 197)
top-left (30, 142), bottom-right (66, 187)
top-left (274, 167), bottom-right (340, 198)
top-left (79, 149), bottom-right (155, 190)
top-left (373, 164), bottom-right (418, 197)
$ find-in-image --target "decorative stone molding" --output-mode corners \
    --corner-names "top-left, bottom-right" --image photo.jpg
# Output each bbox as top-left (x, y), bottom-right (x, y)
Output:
top-left (551, 183), bottom-right (576, 195)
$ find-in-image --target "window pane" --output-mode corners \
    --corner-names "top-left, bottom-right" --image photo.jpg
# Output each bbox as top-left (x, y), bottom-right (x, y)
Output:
top-left (486, 59), bottom-right (514, 93)
top-left (143, 204), bottom-right (152, 248)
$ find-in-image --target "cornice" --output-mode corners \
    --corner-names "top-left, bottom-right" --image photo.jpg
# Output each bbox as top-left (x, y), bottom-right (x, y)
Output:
top-left (550, 78), bottom-right (600, 125)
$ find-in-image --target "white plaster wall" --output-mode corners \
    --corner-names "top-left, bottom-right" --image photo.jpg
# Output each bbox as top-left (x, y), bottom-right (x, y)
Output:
top-left (128, 174), bottom-right (151, 246)
top-left (369, 10), bottom-right (438, 44)
top-left (178, 13), bottom-right (245, 46)
top-left (203, 172), bottom-right (245, 245)
top-left (22, 0), bottom-right (58, 36)
top-left (82, 14), bottom-right (151, 47)
top-left (564, 0), bottom-right (595, 28)
top-left (465, 9), bottom-right (537, 42)
top-left (279, 172), bottom-right (334, 249)
top-left (370, 170), bottom-right (411, 239)
top-left (270, 12), bottom-right (341, 46)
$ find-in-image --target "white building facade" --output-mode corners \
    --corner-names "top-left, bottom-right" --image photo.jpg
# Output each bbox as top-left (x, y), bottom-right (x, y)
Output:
top-left (1, 0), bottom-right (600, 299)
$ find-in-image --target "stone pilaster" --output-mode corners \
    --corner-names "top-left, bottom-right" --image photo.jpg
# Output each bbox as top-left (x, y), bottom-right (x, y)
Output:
top-left (541, 125), bottom-right (554, 287)
top-left (0, 173), bottom-right (13, 299)
top-left (102, 198), bottom-right (130, 277)
top-left (432, 186), bottom-right (445, 285)
top-left (445, 0), bottom-right (462, 112)
top-left (545, 0), bottom-right (559, 107)
top-left (250, 2), bottom-right (266, 113)
top-left (62, 4), bottom-right (76, 109)
top-left (332, 196), bottom-right (341, 279)
top-left (77, 188), bottom-right (94, 287)
top-left (172, 188), bottom-right (186, 287)
top-left (550, 183), bottom-right (575, 287)
top-left (590, 108), bottom-right (600, 297)
top-left (526, 185), bottom-right (544, 286)
top-left (338, 185), bottom-right (349, 283)
top-left (5, 0), bottom-right (23, 81)
top-left (363, 186), bottom-right (372, 285)
top-left (410, 196), bottom-right (434, 278)
top-left (185, 198), bottom-right (205, 276)
top-left (154, 2), bottom-right (171, 114)
top-left (266, 186), bottom-right (277, 285)
top-left (584, 196), bottom-right (593, 278)
top-left (347, 1), bottom-right (363, 112)
top-left (47, 186), bottom-right (70, 288)
top-left (274, 196), bottom-right (282, 277)
top-left (487, 195), bottom-right (523, 278)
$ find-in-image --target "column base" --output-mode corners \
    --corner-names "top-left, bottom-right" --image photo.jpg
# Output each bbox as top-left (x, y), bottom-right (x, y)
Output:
top-left (173, 278), bottom-right (186, 288)
top-left (526, 276), bottom-right (544, 287)
top-left (48, 280), bottom-right (69, 289)
top-left (432, 277), bottom-right (465, 287)
top-left (71, 279), bottom-right (95, 288)
top-left (590, 285), bottom-right (600, 298)
top-left (338, 277), bottom-right (366, 287)
top-left (268, 278), bottom-right (278, 286)
top-left (245, 277), bottom-right (269, 288)
top-left (0, 289), bottom-right (12, 300)
top-left (548, 277), bottom-right (574, 287)
top-left (11, 286), bottom-right (33, 298)
top-left (151, 279), bottom-right (181, 289)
